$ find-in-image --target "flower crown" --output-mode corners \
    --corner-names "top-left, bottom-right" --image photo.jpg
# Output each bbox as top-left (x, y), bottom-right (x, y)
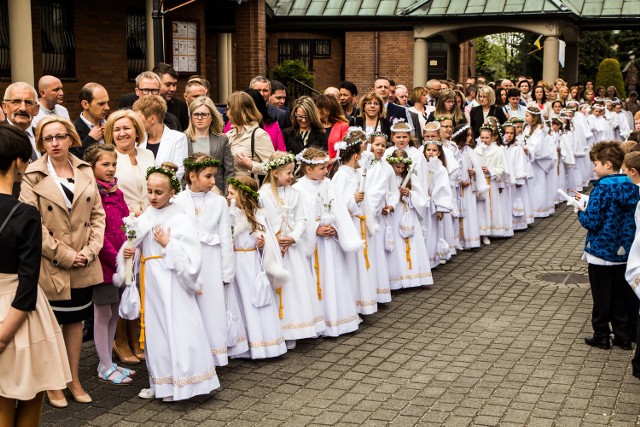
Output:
top-left (424, 138), bottom-right (443, 147)
top-left (264, 153), bottom-right (296, 172)
top-left (183, 157), bottom-right (221, 171)
top-left (479, 124), bottom-right (496, 134)
top-left (451, 124), bottom-right (470, 139)
top-left (295, 149), bottom-right (330, 165)
top-left (508, 117), bottom-right (524, 123)
top-left (345, 126), bottom-right (366, 141)
top-left (526, 106), bottom-right (544, 117)
top-left (501, 122), bottom-right (516, 130)
top-left (146, 166), bottom-right (181, 194)
top-left (369, 131), bottom-right (388, 140)
top-left (435, 115), bottom-right (454, 123)
top-left (334, 139), bottom-right (362, 157)
top-left (386, 155), bottom-right (412, 165)
top-left (227, 177), bottom-right (259, 201)
top-left (390, 118), bottom-right (414, 133)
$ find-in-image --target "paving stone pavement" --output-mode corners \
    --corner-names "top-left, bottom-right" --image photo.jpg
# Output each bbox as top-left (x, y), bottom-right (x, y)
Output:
top-left (41, 204), bottom-right (640, 427)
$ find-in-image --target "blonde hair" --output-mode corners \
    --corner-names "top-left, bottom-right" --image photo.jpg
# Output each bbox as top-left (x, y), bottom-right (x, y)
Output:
top-left (226, 91), bottom-right (262, 127)
top-left (132, 94), bottom-right (167, 122)
top-left (476, 86), bottom-right (496, 105)
top-left (35, 115), bottom-right (81, 152)
top-left (104, 109), bottom-right (146, 147)
top-left (230, 175), bottom-right (264, 233)
top-left (299, 147), bottom-right (329, 178)
top-left (184, 96), bottom-right (225, 140)
top-left (263, 151), bottom-right (295, 202)
top-left (290, 96), bottom-right (324, 132)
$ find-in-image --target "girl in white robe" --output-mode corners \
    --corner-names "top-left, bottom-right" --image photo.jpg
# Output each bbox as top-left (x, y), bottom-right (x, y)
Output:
top-left (173, 154), bottom-right (248, 367)
top-left (451, 124), bottom-right (489, 249)
top-left (332, 133), bottom-right (378, 316)
top-left (227, 176), bottom-right (288, 359)
top-left (475, 125), bottom-right (509, 242)
top-left (259, 152), bottom-right (325, 348)
top-left (422, 141), bottom-right (455, 266)
top-left (386, 149), bottom-right (433, 288)
top-left (116, 167), bottom-right (219, 402)
top-left (524, 107), bottom-right (556, 218)
top-left (437, 118), bottom-right (463, 256)
top-left (292, 148), bottom-right (362, 337)
top-left (502, 123), bottom-right (532, 230)
top-left (572, 106), bottom-right (594, 187)
top-left (362, 132), bottom-right (393, 303)
top-left (588, 104), bottom-right (614, 142)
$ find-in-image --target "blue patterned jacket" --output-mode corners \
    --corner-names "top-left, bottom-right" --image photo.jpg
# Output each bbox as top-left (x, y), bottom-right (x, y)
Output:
top-left (578, 174), bottom-right (640, 262)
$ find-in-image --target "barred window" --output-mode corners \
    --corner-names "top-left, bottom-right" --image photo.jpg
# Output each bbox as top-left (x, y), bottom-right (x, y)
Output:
top-left (0, 0), bottom-right (9, 78)
top-left (127, 8), bottom-right (147, 80)
top-left (278, 39), bottom-right (331, 70)
top-left (41, 0), bottom-right (75, 78)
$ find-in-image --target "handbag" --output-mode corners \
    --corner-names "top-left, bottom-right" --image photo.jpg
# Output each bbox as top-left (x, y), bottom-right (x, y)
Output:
top-left (119, 284), bottom-right (141, 320)
top-left (398, 204), bottom-right (415, 239)
top-left (251, 247), bottom-right (274, 308)
top-left (384, 216), bottom-right (395, 252)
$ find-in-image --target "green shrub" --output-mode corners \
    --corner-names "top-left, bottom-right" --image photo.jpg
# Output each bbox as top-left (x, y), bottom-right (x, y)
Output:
top-left (596, 58), bottom-right (626, 99)
top-left (271, 60), bottom-right (315, 88)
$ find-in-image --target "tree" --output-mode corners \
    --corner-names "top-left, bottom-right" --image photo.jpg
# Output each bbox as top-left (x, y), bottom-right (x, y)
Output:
top-left (270, 60), bottom-right (314, 88)
top-left (579, 32), bottom-right (615, 83)
top-left (596, 58), bottom-right (626, 98)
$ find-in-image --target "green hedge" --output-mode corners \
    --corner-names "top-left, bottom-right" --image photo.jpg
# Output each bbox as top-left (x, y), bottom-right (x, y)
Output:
top-left (595, 58), bottom-right (626, 99)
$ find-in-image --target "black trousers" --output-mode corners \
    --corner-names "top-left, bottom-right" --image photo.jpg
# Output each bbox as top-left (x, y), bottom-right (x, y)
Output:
top-left (633, 312), bottom-right (640, 376)
top-left (588, 263), bottom-right (632, 342)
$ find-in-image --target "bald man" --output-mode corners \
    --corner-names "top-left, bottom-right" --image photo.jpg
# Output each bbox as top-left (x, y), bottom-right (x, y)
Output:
top-left (32, 75), bottom-right (70, 129)
top-left (324, 86), bottom-right (340, 99)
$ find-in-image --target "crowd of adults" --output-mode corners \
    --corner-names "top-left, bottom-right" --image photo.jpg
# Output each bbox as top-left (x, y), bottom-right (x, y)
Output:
top-left (2, 60), bottom-right (640, 425)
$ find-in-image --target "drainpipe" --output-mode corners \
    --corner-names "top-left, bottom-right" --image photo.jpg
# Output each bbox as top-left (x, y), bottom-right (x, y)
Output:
top-left (374, 31), bottom-right (379, 79)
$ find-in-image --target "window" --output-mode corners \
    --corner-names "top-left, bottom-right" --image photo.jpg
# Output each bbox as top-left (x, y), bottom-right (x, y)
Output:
top-left (0, 0), bottom-right (9, 78)
top-left (278, 39), bottom-right (331, 70)
top-left (41, 0), bottom-right (75, 78)
top-left (127, 8), bottom-right (147, 80)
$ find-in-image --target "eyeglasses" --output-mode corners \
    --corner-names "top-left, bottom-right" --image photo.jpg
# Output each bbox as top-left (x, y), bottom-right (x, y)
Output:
top-left (138, 88), bottom-right (160, 95)
top-left (4, 98), bottom-right (36, 107)
top-left (192, 112), bottom-right (211, 119)
top-left (294, 114), bottom-right (307, 120)
top-left (365, 102), bottom-right (380, 106)
top-left (42, 133), bottom-right (70, 144)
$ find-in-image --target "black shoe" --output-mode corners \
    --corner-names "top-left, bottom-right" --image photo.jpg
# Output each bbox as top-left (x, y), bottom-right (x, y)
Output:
top-left (612, 337), bottom-right (633, 350)
top-left (584, 336), bottom-right (611, 349)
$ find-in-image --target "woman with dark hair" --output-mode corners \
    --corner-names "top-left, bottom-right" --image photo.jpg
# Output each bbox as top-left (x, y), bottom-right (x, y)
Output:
top-left (225, 89), bottom-right (285, 152)
top-left (354, 92), bottom-right (390, 141)
top-left (315, 94), bottom-right (350, 158)
top-left (282, 96), bottom-right (328, 154)
top-left (532, 84), bottom-right (548, 118)
top-left (20, 115), bottom-right (105, 407)
top-left (494, 87), bottom-right (508, 107)
top-left (0, 123), bottom-right (71, 423)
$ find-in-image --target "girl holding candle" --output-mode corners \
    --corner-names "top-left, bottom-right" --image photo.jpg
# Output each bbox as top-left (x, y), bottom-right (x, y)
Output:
top-left (259, 152), bottom-right (325, 349)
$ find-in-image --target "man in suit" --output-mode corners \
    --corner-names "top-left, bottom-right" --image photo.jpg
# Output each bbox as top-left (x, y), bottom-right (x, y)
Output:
top-left (183, 80), bottom-right (207, 110)
top-left (374, 78), bottom-right (422, 140)
top-left (32, 75), bottom-right (70, 129)
top-left (268, 80), bottom-right (289, 118)
top-left (250, 76), bottom-right (289, 130)
top-left (72, 83), bottom-right (110, 159)
top-left (2, 82), bottom-right (40, 196)
top-left (119, 71), bottom-right (182, 131)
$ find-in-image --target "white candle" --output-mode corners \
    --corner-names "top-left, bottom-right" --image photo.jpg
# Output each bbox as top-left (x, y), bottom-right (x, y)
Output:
top-left (400, 163), bottom-right (416, 188)
top-left (358, 168), bottom-right (367, 192)
top-left (124, 213), bottom-right (136, 285)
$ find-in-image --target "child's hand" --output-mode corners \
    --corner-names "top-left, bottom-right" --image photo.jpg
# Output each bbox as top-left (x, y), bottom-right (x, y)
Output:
top-left (481, 166), bottom-right (489, 174)
top-left (123, 247), bottom-right (135, 259)
top-left (436, 212), bottom-right (444, 221)
top-left (354, 191), bottom-right (365, 203)
top-left (256, 235), bottom-right (265, 249)
top-left (316, 225), bottom-right (336, 237)
top-left (461, 180), bottom-right (470, 187)
top-left (573, 191), bottom-right (582, 201)
top-left (400, 187), bottom-right (410, 197)
top-left (153, 225), bottom-right (171, 248)
top-left (278, 236), bottom-right (295, 254)
top-left (468, 169), bottom-right (475, 177)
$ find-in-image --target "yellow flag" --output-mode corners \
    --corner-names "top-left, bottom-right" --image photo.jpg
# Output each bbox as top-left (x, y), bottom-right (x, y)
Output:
top-left (534, 35), bottom-right (542, 50)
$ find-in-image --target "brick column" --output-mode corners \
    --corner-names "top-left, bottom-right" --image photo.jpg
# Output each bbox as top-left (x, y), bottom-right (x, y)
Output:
top-left (234, 0), bottom-right (266, 91)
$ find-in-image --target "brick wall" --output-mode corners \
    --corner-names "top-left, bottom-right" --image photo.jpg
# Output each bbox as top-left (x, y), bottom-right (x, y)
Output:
top-left (234, 0), bottom-right (266, 91)
top-left (266, 32), bottom-right (344, 94)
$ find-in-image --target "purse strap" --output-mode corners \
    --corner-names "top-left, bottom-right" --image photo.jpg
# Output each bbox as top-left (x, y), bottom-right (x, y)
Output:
top-left (250, 128), bottom-right (258, 161)
top-left (0, 202), bottom-right (22, 237)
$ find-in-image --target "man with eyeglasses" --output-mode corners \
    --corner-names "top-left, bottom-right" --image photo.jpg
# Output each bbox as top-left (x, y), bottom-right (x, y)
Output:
top-left (2, 82), bottom-right (40, 162)
top-left (31, 75), bottom-right (70, 130)
top-left (118, 71), bottom-right (182, 131)
top-left (425, 79), bottom-right (441, 107)
top-left (71, 82), bottom-right (110, 159)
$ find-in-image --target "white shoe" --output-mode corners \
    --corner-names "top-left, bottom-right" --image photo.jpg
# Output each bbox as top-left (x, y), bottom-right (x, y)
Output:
top-left (482, 237), bottom-right (491, 245)
top-left (286, 340), bottom-right (297, 350)
top-left (138, 388), bottom-right (155, 399)
top-left (162, 396), bottom-right (174, 402)
top-left (455, 246), bottom-right (464, 251)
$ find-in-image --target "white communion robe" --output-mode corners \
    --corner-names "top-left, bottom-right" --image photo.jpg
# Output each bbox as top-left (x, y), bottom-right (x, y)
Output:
top-left (124, 204), bottom-right (219, 401)
top-left (422, 157), bottom-right (454, 267)
top-left (524, 126), bottom-right (556, 218)
top-left (457, 146), bottom-right (489, 248)
top-left (293, 176), bottom-right (362, 337)
top-left (625, 194), bottom-right (640, 300)
top-left (172, 190), bottom-right (248, 366)
top-left (505, 143), bottom-right (533, 230)
top-left (258, 185), bottom-right (326, 340)
top-left (475, 142), bottom-right (510, 237)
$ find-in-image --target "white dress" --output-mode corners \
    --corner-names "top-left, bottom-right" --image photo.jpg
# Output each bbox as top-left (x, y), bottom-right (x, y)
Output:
top-left (442, 143), bottom-right (462, 256)
top-left (422, 157), bottom-right (454, 267)
top-left (457, 146), bottom-right (488, 248)
top-left (332, 165), bottom-right (378, 315)
top-left (573, 112), bottom-right (594, 187)
top-left (231, 210), bottom-right (287, 359)
top-left (475, 142), bottom-right (510, 237)
top-left (172, 190), bottom-right (248, 366)
top-left (293, 176), bottom-right (362, 337)
top-left (132, 204), bottom-right (219, 401)
top-left (497, 145), bottom-right (515, 238)
top-left (505, 144), bottom-right (532, 230)
top-left (387, 175), bottom-right (433, 289)
top-left (258, 185), bottom-right (325, 340)
top-left (524, 126), bottom-right (556, 218)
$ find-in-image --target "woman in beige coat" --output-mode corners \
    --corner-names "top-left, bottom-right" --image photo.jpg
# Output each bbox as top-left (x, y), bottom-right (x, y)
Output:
top-left (20, 116), bottom-right (105, 408)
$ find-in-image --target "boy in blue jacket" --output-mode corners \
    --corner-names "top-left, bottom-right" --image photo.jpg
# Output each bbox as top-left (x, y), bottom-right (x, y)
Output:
top-left (577, 141), bottom-right (640, 350)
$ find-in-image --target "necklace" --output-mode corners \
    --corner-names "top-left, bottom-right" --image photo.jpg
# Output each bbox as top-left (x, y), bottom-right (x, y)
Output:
top-left (278, 186), bottom-right (286, 206)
